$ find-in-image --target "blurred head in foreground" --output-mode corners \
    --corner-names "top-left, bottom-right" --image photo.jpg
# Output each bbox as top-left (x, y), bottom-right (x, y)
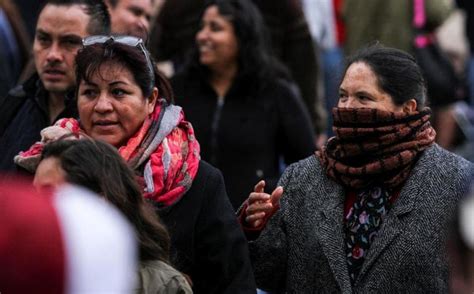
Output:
top-left (0, 180), bottom-right (137, 293)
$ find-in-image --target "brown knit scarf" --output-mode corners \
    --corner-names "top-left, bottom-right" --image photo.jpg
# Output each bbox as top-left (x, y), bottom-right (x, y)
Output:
top-left (317, 107), bottom-right (436, 189)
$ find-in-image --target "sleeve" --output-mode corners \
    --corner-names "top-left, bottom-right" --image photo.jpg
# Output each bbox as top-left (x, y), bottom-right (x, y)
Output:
top-left (248, 163), bottom-right (297, 292)
top-left (193, 167), bottom-right (257, 294)
top-left (237, 200), bottom-right (279, 241)
top-left (0, 87), bottom-right (25, 137)
top-left (276, 80), bottom-right (317, 165)
top-left (281, 6), bottom-right (326, 134)
top-left (162, 276), bottom-right (193, 294)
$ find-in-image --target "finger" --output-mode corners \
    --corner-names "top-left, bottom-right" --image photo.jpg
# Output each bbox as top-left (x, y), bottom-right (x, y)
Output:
top-left (270, 186), bottom-right (284, 206)
top-left (248, 192), bottom-right (271, 204)
top-left (253, 180), bottom-right (265, 193)
top-left (245, 212), bottom-right (266, 223)
top-left (246, 202), bottom-right (273, 215)
top-left (253, 220), bottom-right (263, 228)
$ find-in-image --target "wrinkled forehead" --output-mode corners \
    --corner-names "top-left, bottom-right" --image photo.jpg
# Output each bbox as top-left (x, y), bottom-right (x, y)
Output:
top-left (36, 4), bottom-right (91, 38)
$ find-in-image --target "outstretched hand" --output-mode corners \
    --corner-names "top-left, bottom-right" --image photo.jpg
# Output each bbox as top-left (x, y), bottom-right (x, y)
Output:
top-left (245, 180), bottom-right (283, 228)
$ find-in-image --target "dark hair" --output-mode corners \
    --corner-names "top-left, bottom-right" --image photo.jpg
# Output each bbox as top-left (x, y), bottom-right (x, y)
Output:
top-left (43, 0), bottom-right (111, 35)
top-left (107, 0), bottom-right (155, 8)
top-left (107, 0), bottom-right (119, 7)
top-left (75, 40), bottom-right (174, 102)
top-left (181, 0), bottom-right (289, 88)
top-left (41, 139), bottom-right (171, 263)
top-left (344, 44), bottom-right (427, 109)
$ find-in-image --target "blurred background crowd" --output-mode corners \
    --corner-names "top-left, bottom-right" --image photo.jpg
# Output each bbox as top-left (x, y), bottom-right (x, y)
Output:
top-left (1, 0), bottom-right (474, 293)
top-left (2, 0), bottom-right (474, 162)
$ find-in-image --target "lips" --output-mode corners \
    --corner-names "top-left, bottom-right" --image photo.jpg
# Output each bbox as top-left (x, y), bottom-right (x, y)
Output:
top-left (92, 120), bottom-right (119, 132)
top-left (43, 68), bottom-right (66, 80)
top-left (198, 42), bottom-right (213, 54)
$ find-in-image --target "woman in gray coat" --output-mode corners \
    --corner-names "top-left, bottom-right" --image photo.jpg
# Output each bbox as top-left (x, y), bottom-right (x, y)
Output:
top-left (241, 45), bottom-right (474, 293)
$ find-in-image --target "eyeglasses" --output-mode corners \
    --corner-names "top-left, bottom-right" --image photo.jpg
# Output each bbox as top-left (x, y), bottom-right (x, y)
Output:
top-left (82, 35), bottom-right (155, 85)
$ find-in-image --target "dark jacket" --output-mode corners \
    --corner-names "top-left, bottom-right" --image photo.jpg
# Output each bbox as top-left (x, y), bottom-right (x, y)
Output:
top-left (250, 144), bottom-right (474, 293)
top-left (149, 0), bottom-right (325, 133)
top-left (0, 74), bottom-right (77, 171)
top-left (158, 160), bottom-right (256, 294)
top-left (457, 0), bottom-right (474, 53)
top-left (172, 74), bottom-right (315, 209)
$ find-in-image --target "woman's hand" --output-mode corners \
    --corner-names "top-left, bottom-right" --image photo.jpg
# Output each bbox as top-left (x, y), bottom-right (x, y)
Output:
top-left (245, 180), bottom-right (283, 228)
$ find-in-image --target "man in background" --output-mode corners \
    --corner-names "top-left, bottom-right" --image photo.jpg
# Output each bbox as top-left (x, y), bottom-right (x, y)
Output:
top-left (0, 0), bottom-right (110, 171)
top-left (105, 0), bottom-right (153, 41)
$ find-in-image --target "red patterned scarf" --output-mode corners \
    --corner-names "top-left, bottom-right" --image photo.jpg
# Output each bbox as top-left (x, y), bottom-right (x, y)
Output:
top-left (15, 99), bottom-right (200, 207)
top-left (317, 107), bottom-right (436, 189)
top-left (119, 99), bottom-right (200, 207)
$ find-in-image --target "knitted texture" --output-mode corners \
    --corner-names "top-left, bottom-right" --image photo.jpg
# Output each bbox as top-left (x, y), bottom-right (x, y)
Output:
top-left (317, 107), bottom-right (435, 189)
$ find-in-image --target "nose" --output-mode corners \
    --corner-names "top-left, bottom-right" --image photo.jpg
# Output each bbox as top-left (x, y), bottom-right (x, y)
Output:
top-left (94, 93), bottom-right (114, 113)
top-left (140, 16), bottom-right (150, 32)
top-left (46, 42), bottom-right (63, 64)
top-left (196, 27), bottom-right (208, 43)
top-left (136, 17), bottom-right (149, 35)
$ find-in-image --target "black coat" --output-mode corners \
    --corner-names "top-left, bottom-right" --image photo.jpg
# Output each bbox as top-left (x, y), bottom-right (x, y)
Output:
top-left (0, 74), bottom-right (77, 171)
top-left (172, 75), bottom-right (316, 209)
top-left (158, 160), bottom-right (256, 294)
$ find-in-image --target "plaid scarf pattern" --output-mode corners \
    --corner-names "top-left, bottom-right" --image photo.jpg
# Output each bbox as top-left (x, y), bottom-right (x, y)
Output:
top-left (317, 107), bottom-right (436, 189)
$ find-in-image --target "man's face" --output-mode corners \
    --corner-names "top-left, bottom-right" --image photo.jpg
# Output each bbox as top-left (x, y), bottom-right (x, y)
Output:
top-left (33, 4), bottom-right (90, 94)
top-left (109, 0), bottom-right (153, 41)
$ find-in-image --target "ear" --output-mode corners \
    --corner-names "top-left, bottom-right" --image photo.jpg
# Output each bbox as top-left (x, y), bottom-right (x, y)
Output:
top-left (402, 99), bottom-right (417, 114)
top-left (146, 87), bottom-right (159, 115)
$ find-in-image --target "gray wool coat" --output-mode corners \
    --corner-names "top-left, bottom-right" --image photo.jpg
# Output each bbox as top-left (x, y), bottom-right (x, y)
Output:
top-left (250, 144), bottom-right (474, 293)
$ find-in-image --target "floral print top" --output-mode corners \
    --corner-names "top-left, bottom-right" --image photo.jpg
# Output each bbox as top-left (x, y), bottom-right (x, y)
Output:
top-left (344, 186), bottom-right (399, 284)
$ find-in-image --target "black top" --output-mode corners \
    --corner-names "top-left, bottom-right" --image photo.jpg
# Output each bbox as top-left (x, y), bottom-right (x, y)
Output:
top-left (0, 74), bottom-right (77, 172)
top-left (150, 0), bottom-right (323, 133)
top-left (172, 74), bottom-right (316, 209)
top-left (457, 0), bottom-right (474, 53)
top-left (158, 160), bottom-right (256, 294)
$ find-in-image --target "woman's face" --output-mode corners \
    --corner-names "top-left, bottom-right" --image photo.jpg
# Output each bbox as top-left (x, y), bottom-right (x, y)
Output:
top-left (34, 157), bottom-right (66, 191)
top-left (338, 62), bottom-right (405, 112)
top-left (196, 5), bottom-right (239, 71)
top-left (77, 62), bottom-right (157, 147)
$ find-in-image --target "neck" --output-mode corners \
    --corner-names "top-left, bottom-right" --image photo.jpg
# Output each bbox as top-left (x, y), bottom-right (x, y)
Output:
top-left (209, 63), bottom-right (237, 98)
top-left (48, 91), bottom-right (66, 124)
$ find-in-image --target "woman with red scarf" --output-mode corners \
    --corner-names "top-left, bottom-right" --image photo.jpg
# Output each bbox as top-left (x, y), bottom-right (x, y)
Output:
top-left (240, 45), bottom-right (474, 292)
top-left (16, 35), bottom-right (256, 294)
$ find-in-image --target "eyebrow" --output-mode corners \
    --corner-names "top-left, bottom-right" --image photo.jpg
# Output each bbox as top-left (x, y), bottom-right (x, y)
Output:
top-left (82, 81), bottom-right (129, 87)
top-left (35, 30), bottom-right (82, 42)
top-left (110, 81), bottom-right (129, 86)
top-left (82, 80), bottom-right (98, 87)
top-left (128, 5), bottom-right (149, 16)
top-left (355, 90), bottom-right (373, 97)
top-left (59, 34), bottom-right (82, 41)
top-left (35, 29), bottom-right (49, 37)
